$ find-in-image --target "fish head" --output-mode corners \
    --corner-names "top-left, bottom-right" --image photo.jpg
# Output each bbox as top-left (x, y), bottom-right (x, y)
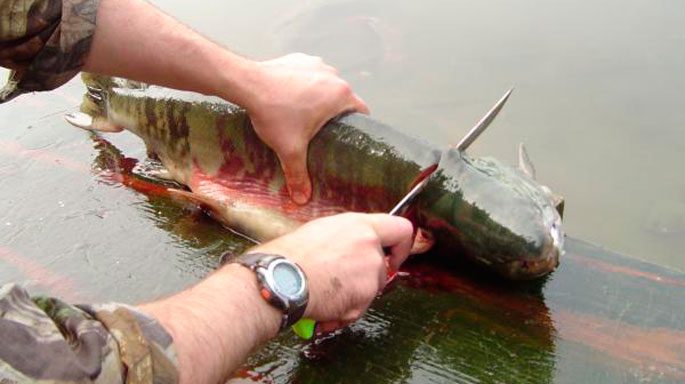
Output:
top-left (421, 149), bottom-right (564, 280)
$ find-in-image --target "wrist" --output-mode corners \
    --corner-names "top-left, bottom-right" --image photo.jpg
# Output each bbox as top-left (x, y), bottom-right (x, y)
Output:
top-left (246, 245), bottom-right (318, 319)
top-left (208, 50), bottom-right (265, 111)
top-left (231, 252), bottom-right (310, 330)
top-left (138, 264), bottom-right (281, 383)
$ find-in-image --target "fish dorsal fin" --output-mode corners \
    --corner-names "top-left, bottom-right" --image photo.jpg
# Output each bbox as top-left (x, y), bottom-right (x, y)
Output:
top-left (517, 143), bottom-right (565, 217)
top-left (517, 142), bottom-right (536, 180)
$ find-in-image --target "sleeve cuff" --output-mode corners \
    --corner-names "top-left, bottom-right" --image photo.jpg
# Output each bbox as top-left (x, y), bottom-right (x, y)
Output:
top-left (0, 0), bottom-right (101, 103)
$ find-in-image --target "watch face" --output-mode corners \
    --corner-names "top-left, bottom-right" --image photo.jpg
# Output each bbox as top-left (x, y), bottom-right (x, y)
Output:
top-left (273, 262), bottom-right (303, 297)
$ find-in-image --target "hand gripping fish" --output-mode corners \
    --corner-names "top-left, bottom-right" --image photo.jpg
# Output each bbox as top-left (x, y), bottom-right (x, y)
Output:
top-left (65, 73), bottom-right (564, 280)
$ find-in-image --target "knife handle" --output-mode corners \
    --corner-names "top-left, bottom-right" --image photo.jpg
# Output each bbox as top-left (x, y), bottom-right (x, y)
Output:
top-left (292, 318), bottom-right (316, 339)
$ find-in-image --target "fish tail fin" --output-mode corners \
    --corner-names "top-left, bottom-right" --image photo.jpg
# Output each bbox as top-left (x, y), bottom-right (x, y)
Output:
top-left (64, 112), bottom-right (124, 133)
top-left (66, 73), bottom-right (124, 133)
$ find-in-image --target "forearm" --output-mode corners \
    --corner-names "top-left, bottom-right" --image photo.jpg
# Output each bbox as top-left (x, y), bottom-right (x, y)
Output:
top-left (85, 0), bottom-right (261, 108)
top-left (139, 264), bottom-right (281, 384)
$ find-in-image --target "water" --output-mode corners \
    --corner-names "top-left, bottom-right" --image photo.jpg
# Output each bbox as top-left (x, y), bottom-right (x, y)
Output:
top-left (0, 0), bottom-right (683, 382)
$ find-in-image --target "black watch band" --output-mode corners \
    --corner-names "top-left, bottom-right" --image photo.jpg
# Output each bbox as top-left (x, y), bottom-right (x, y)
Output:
top-left (233, 253), bottom-right (308, 331)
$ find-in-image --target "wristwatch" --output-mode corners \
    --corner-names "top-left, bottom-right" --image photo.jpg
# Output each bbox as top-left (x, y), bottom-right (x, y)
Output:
top-left (233, 253), bottom-right (309, 331)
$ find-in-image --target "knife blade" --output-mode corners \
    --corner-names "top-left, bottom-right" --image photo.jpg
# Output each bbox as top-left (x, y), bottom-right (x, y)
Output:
top-left (387, 88), bottom-right (513, 217)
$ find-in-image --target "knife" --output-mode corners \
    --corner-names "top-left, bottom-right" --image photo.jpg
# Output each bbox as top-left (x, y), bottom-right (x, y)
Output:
top-left (387, 88), bottom-right (513, 216)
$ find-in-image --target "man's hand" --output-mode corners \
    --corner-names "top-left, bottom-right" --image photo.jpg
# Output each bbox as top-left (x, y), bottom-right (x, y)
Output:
top-left (87, 0), bottom-right (368, 205)
top-left (245, 54), bottom-right (370, 205)
top-left (250, 213), bottom-right (413, 333)
top-left (141, 213), bottom-right (412, 383)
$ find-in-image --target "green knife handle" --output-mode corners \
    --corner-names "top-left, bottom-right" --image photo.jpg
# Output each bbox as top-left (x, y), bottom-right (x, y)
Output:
top-left (292, 318), bottom-right (316, 339)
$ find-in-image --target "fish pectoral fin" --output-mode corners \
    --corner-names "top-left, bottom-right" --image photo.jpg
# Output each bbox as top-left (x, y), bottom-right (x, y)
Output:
top-left (64, 112), bottom-right (124, 133)
top-left (517, 143), bottom-right (537, 180)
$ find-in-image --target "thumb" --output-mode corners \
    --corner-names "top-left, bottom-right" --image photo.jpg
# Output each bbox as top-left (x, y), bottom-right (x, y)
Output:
top-left (278, 147), bottom-right (312, 205)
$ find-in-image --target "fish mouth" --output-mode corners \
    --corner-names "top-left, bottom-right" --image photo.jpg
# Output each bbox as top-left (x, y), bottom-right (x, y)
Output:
top-left (550, 219), bottom-right (564, 253)
top-left (499, 223), bottom-right (564, 280)
top-left (501, 254), bottom-right (560, 280)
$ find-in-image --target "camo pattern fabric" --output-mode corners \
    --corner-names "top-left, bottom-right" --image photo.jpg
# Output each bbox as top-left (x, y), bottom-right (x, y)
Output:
top-left (0, 0), bottom-right (100, 103)
top-left (0, 284), bottom-right (179, 383)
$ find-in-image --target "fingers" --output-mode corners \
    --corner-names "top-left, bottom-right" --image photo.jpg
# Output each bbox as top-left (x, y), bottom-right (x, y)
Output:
top-left (336, 85), bottom-right (369, 116)
top-left (279, 90), bottom-right (366, 206)
top-left (253, 52), bottom-right (369, 207)
top-left (278, 149), bottom-right (312, 205)
top-left (364, 214), bottom-right (414, 271)
top-left (351, 94), bottom-right (370, 115)
top-left (324, 64), bottom-right (340, 75)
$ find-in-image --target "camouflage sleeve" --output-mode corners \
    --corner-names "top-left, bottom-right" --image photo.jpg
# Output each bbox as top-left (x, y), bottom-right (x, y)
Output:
top-left (0, 283), bottom-right (179, 383)
top-left (0, 0), bottom-right (100, 103)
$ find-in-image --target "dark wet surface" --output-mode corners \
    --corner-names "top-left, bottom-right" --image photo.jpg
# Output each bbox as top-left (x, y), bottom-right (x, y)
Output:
top-left (1, 0), bottom-right (684, 382)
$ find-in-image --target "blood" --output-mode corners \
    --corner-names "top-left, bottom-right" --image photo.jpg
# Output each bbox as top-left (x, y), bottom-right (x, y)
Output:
top-left (568, 252), bottom-right (685, 288)
top-left (0, 247), bottom-right (86, 303)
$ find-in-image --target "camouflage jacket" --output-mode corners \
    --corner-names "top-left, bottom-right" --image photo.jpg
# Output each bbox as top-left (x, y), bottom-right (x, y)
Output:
top-left (0, 0), bottom-right (99, 103)
top-left (0, 1), bottom-right (180, 382)
top-left (0, 284), bottom-right (179, 383)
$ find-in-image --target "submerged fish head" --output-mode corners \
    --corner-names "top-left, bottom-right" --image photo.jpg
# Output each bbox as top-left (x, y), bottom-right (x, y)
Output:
top-left (422, 149), bottom-right (564, 280)
top-left (500, 204), bottom-right (564, 280)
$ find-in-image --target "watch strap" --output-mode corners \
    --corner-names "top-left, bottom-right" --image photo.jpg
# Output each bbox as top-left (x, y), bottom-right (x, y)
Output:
top-left (231, 252), bottom-right (308, 331)
top-left (237, 253), bottom-right (280, 270)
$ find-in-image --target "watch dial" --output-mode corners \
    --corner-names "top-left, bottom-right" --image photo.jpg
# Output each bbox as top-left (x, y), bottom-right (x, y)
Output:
top-left (273, 263), bottom-right (302, 297)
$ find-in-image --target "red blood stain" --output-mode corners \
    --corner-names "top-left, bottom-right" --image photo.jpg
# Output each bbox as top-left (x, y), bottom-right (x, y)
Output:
top-left (554, 309), bottom-right (685, 379)
top-left (401, 262), bottom-right (551, 323)
top-left (0, 140), bottom-right (90, 173)
top-left (0, 247), bottom-right (85, 302)
top-left (568, 252), bottom-right (685, 288)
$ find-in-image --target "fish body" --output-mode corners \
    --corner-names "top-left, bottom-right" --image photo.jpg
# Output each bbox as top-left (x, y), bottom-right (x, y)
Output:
top-left (71, 73), bottom-right (563, 280)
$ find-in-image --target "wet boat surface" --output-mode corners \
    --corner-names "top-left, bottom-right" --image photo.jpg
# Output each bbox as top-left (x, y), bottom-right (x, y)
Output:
top-left (1, 108), bottom-right (681, 383)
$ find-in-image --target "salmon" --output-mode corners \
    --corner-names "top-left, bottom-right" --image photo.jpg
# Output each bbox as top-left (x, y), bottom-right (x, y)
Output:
top-left (65, 73), bottom-right (564, 280)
